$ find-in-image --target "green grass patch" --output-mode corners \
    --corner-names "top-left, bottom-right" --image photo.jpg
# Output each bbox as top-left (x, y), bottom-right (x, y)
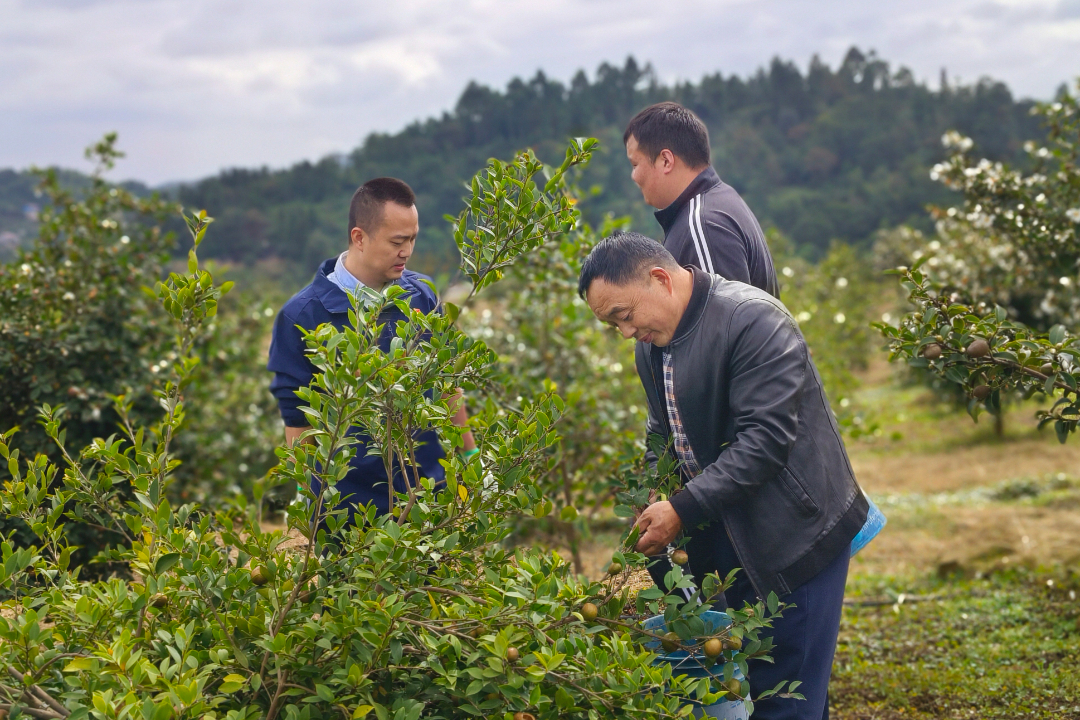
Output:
top-left (833, 567), bottom-right (1080, 719)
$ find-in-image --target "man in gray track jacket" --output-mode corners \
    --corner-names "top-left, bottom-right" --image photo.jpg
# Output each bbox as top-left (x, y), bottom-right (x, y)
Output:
top-left (579, 231), bottom-right (868, 720)
top-left (624, 101), bottom-right (779, 298)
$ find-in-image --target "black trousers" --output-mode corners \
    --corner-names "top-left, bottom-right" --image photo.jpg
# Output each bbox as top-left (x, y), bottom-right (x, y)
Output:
top-left (648, 526), bottom-right (848, 720)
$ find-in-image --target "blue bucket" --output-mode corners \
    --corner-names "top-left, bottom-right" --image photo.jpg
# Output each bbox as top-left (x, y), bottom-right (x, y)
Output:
top-left (642, 611), bottom-right (750, 720)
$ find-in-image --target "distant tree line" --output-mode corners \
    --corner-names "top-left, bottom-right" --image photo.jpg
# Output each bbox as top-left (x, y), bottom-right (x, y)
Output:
top-left (1, 48), bottom-right (1050, 276)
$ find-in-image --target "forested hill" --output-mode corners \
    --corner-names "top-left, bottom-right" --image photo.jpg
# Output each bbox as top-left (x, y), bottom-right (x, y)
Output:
top-left (2, 48), bottom-right (1047, 276)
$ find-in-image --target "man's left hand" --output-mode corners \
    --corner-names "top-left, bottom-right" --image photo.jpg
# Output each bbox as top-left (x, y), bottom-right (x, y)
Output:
top-left (634, 500), bottom-right (683, 557)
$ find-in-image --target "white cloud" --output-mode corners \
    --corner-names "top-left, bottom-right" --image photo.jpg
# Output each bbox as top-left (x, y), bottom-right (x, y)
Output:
top-left (0, 0), bottom-right (1077, 183)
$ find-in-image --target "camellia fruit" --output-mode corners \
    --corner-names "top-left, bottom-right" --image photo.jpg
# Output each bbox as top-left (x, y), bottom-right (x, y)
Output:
top-left (1042, 363), bottom-right (1054, 375)
top-left (965, 338), bottom-right (990, 359)
top-left (660, 631), bottom-right (680, 653)
top-left (149, 593), bottom-right (168, 609)
top-left (250, 565), bottom-right (274, 586)
top-left (922, 343), bottom-right (942, 360)
top-left (580, 602), bottom-right (598, 621)
top-left (607, 562), bottom-right (623, 575)
top-left (704, 638), bottom-right (723, 658)
top-left (506, 647), bottom-right (520, 663)
top-left (671, 549), bottom-right (689, 566)
top-left (725, 678), bottom-right (742, 695)
top-left (513, 713), bottom-right (536, 720)
top-left (724, 635), bottom-right (743, 651)
top-left (973, 384), bottom-right (991, 400)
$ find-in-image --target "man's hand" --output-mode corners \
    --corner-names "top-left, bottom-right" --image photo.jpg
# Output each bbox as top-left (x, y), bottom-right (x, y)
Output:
top-left (634, 500), bottom-right (683, 557)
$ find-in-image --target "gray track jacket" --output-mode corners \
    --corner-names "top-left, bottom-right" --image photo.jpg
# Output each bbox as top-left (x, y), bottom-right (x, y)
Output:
top-left (654, 166), bottom-right (779, 298)
top-left (638, 269), bottom-right (868, 598)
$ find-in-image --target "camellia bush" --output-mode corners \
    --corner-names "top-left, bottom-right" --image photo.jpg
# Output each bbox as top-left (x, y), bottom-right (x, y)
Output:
top-left (0, 136), bottom-right (286, 573)
top-left (769, 232), bottom-right (882, 438)
top-left (464, 213), bottom-right (644, 573)
top-left (877, 80), bottom-right (1080, 440)
top-left (1, 140), bottom-right (801, 719)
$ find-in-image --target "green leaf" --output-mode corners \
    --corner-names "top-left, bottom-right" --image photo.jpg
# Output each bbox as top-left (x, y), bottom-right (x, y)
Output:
top-left (1050, 324), bottom-right (1067, 345)
top-left (154, 552), bottom-right (181, 575)
top-left (64, 657), bottom-right (94, 672)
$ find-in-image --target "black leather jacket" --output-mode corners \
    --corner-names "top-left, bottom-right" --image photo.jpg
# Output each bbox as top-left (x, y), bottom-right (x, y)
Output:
top-left (638, 269), bottom-right (868, 598)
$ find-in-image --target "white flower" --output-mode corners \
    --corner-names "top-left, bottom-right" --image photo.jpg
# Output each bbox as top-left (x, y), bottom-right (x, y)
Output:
top-left (120, 235), bottom-right (130, 244)
top-left (833, 313), bottom-right (846, 324)
top-left (797, 311), bottom-right (812, 323)
top-left (835, 277), bottom-right (848, 288)
top-left (1065, 208), bottom-right (1080, 223)
top-left (782, 266), bottom-right (794, 278)
top-left (20, 263), bottom-right (31, 275)
top-left (1060, 277), bottom-right (1072, 287)
top-left (62, 291), bottom-right (76, 301)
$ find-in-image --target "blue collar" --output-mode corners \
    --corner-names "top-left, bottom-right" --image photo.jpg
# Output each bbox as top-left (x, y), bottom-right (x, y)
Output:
top-left (312, 257), bottom-right (415, 314)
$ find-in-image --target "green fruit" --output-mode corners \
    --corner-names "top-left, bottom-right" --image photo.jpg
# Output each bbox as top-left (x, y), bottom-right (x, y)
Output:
top-left (453, 355), bottom-right (469, 374)
top-left (580, 602), bottom-right (598, 622)
top-left (251, 565), bottom-right (274, 586)
top-left (724, 635), bottom-right (743, 651)
top-left (506, 647), bottom-right (520, 663)
top-left (703, 638), bottom-right (723, 658)
top-left (966, 338), bottom-right (990, 359)
top-left (725, 678), bottom-right (742, 695)
top-left (973, 384), bottom-right (992, 400)
top-left (671, 549), bottom-right (689, 566)
top-left (607, 562), bottom-right (623, 575)
top-left (149, 593), bottom-right (168, 609)
top-left (922, 343), bottom-right (942, 360)
top-left (660, 631), bottom-right (680, 653)
top-left (1042, 363), bottom-right (1054, 375)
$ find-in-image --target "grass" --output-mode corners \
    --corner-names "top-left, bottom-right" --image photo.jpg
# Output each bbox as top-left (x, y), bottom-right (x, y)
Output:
top-left (833, 567), bottom-right (1080, 719)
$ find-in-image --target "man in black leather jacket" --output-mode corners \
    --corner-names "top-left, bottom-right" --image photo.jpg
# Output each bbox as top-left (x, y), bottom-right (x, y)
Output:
top-left (579, 231), bottom-right (868, 720)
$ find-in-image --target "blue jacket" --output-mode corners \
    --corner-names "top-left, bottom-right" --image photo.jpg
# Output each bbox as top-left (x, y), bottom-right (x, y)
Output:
top-left (267, 257), bottom-right (446, 517)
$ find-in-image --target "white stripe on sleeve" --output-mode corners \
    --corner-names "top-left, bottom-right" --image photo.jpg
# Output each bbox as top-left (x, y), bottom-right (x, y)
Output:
top-left (691, 194), bottom-right (715, 274)
top-left (687, 195), bottom-right (713, 274)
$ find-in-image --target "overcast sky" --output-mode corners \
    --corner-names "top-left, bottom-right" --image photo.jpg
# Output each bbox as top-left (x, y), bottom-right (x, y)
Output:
top-left (2, 0), bottom-right (1078, 185)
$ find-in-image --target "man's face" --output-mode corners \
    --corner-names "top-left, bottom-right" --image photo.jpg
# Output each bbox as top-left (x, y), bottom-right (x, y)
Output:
top-left (354, 202), bottom-right (419, 287)
top-left (626, 135), bottom-right (669, 209)
top-left (585, 269), bottom-right (681, 347)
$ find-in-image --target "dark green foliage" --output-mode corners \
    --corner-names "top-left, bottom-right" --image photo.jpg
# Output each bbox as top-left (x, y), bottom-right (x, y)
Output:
top-left (168, 49), bottom-right (1042, 276)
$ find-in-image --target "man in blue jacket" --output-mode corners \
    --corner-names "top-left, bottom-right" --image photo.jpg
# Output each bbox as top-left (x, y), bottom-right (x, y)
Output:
top-left (267, 177), bottom-right (475, 522)
top-left (624, 101), bottom-right (779, 297)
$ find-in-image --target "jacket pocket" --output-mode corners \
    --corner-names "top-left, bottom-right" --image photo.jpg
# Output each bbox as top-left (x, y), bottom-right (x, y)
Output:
top-left (778, 467), bottom-right (819, 517)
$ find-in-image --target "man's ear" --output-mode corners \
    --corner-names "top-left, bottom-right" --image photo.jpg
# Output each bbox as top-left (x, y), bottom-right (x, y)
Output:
top-left (650, 266), bottom-right (675, 294)
top-left (350, 226), bottom-right (365, 251)
top-left (656, 149), bottom-right (677, 175)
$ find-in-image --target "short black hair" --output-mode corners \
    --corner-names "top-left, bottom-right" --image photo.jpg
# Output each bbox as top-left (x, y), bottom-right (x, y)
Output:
top-left (623, 102), bottom-right (711, 168)
top-left (348, 177), bottom-right (416, 237)
top-left (577, 231), bottom-right (678, 299)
